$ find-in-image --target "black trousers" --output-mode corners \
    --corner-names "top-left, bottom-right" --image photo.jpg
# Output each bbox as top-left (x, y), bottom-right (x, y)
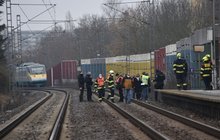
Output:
top-left (118, 87), bottom-right (123, 102)
top-left (203, 76), bottom-right (212, 90)
top-left (176, 74), bottom-right (187, 90)
top-left (86, 86), bottom-right (92, 101)
top-left (79, 87), bottom-right (84, 102)
top-left (98, 88), bottom-right (105, 101)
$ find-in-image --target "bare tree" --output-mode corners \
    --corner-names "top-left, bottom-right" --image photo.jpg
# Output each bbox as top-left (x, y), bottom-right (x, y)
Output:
top-left (27, 0), bottom-right (213, 69)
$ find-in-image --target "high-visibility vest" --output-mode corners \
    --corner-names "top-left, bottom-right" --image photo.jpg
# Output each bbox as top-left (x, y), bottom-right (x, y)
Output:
top-left (141, 75), bottom-right (150, 86)
top-left (96, 77), bottom-right (105, 89)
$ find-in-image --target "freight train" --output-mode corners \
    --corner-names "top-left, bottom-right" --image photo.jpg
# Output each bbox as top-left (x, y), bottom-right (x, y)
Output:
top-left (46, 27), bottom-right (219, 89)
top-left (80, 27), bottom-right (220, 89)
top-left (15, 62), bottom-right (47, 87)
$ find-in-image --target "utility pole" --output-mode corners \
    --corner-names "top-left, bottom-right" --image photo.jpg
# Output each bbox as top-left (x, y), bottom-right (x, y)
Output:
top-left (6, 0), bottom-right (14, 92)
top-left (5, 1), bottom-right (57, 91)
top-left (212, 0), bottom-right (219, 89)
top-left (16, 15), bottom-right (22, 64)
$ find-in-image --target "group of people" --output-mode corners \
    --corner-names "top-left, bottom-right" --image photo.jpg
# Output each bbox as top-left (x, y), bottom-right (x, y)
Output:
top-left (78, 71), bottom-right (94, 102)
top-left (173, 52), bottom-right (213, 90)
top-left (77, 52), bottom-right (213, 103)
top-left (78, 69), bottom-right (166, 103)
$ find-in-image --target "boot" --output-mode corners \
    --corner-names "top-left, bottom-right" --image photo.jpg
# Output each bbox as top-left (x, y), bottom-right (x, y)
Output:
top-left (111, 99), bottom-right (115, 103)
top-left (79, 94), bottom-right (83, 102)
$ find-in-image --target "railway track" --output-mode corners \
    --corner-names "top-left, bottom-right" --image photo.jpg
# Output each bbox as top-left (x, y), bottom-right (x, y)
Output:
top-left (131, 99), bottom-right (220, 138)
top-left (101, 92), bottom-right (220, 139)
top-left (0, 88), bottom-right (69, 140)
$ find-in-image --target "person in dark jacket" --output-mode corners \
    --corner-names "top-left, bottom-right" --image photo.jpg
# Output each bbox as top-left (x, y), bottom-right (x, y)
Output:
top-left (154, 69), bottom-right (165, 101)
top-left (133, 74), bottom-right (142, 100)
top-left (77, 71), bottom-right (85, 102)
top-left (85, 72), bottom-right (94, 101)
top-left (115, 73), bottom-right (124, 102)
top-left (154, 69), bottom-right (165, 89)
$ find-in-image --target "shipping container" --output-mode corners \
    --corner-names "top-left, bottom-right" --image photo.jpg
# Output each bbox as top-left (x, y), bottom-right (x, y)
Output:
top-left (154, 47), bottom-right (166, 73)
top-left (165, 44), bottom-right (177, 89)
top-left (176, 28), bottom-right (213, 89)
top-left (47, 60), bottom-right (78, 86)
top-left (129, 53), bottom-right (154, 78)
top-left (81, 58), bottom-right (106, 79)
top-left (105, 53), bottom-right (154, 78)
top-left (106, 55), bottom-right (127, 76)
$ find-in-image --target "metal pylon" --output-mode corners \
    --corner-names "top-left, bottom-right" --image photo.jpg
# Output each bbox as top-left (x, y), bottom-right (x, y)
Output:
top-left (6, 0), bottom-right (15, 91)
top-left (16, 15), bottom-right (22, 64)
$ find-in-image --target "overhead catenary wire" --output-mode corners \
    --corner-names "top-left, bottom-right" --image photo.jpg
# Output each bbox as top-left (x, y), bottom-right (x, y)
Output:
top-left (107, 0), bottom-right (151, 5)
top-left (103, 3), bottom-right (151, 25)
top-left (42, 0), bottom-right (56, 23)
top-left (11, 3), bottom-right (54, 6)
top-left (21, 24), bottom-right (55, 42)
top-left (18, 5), bottom-right (33, 33)
top-left (12, 4), bottom-right (56, 31)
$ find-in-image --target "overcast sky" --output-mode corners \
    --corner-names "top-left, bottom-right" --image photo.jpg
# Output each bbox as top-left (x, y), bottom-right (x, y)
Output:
top-left (1, 0), bottom-right (107, 31)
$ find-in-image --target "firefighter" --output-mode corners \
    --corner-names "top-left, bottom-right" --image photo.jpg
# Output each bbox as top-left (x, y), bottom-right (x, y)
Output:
top-left (96, 74), bottom-right (105, 102)
top-left (106, 70), bottom-right (115, 102)
top-left (173, 52), bottom-right (188, 90)
top-left (201, 56), bottom-right (213, 90)
top-left (93, 80), bottom-right (98, 93)
top-left (205, 54), bottom-right (213, 66)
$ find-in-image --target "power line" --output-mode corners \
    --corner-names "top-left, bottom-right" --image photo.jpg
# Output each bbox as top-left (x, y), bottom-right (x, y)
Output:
top-left (42, 0), bottom-right (56, 23)
top-left (18, 5), bottom-right (33, 33)
top-left (21, 24), bottom-right (55, 42)
top-left (11, 3), bottom-right (54, 6)
top-left (106, 0), bottom-right (151, 5)
top-left (12, 4), bottom-right (56, 31)
top-left (103, 3), bottom-right (151, 25)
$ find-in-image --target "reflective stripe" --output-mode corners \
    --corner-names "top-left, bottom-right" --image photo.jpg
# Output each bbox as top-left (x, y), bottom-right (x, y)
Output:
top-left (175, 64), bottom-right (184, 67)
top-left (176, 71), bottom-right (184, 73)
top-left (204, 68), bottom-right (212, 70)
top-left (97, 87), bottom-right (104, 89)
top-left (110, 97), bottom-right (114, 99)
top-left (183, 83), bottom-right (187, 86)
top-left (202, 74), bottom-right (210, 77)
top-left (108, 93), bottom-right (111, 95)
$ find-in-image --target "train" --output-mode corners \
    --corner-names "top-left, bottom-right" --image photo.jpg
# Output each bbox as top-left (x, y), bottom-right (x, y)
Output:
top-left (47, 60), bottom-right (78, 87)
top-left (15, 62), bottom-right (47, 87)
top-left (45, 26), bottom-right (219, 89)
top-left (80, 27), bottom-right (220, 89)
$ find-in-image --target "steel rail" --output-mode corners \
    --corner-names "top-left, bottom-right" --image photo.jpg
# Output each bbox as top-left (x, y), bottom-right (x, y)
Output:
top-left (94, 92), bottom-right (169, 140)
top-left (132, 99), bottom-right (220, 138)
top-left (0, 90), bottom-right (52, 138)
top-left (49, 89), bottom-right (70, 140)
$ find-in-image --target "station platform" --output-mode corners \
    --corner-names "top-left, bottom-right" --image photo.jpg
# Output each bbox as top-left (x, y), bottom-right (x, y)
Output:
top-left (156, 89), bottom-right (220, 119)
top-left (158, 89), bottom-right (220, 103)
